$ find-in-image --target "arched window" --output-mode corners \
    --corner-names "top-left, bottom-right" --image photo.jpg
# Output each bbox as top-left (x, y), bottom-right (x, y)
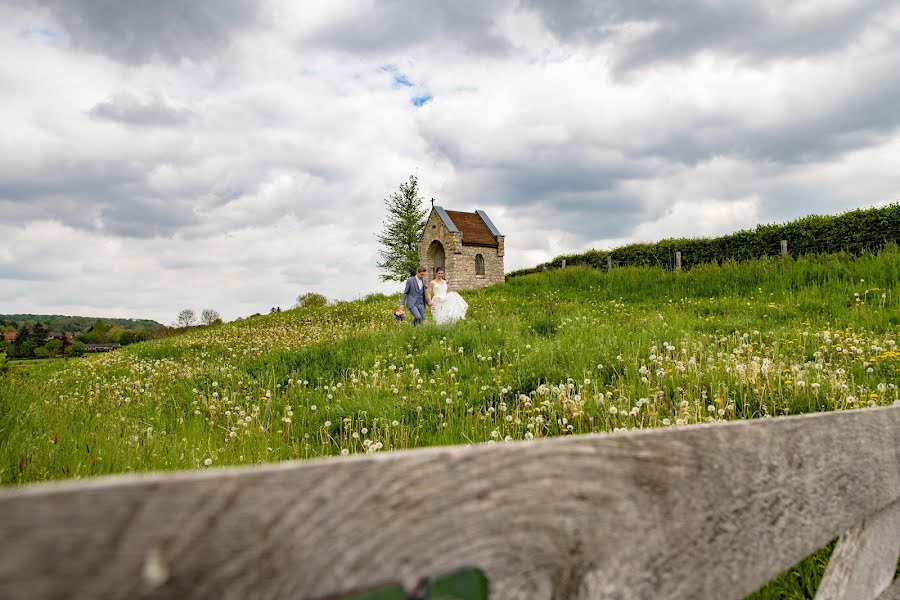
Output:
top-left (475, 254), bottom-right (485, 276)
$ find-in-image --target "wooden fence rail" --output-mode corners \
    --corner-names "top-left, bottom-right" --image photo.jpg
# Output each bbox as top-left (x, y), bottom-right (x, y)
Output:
top-left (1, 405), bottom-right (898, 600)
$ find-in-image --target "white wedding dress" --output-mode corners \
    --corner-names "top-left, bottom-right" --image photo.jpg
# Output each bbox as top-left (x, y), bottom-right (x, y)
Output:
top-left (431, 281), bottom-right (468, 324)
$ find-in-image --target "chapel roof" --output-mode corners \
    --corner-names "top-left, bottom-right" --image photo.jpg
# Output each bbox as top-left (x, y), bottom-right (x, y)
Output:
top-left (435, 207), bottom-right (502, 248)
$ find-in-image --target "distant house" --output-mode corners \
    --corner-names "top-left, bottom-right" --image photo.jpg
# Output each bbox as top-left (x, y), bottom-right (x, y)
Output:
top-left (2, 331), bottom-right (16, 342)
top-left (419, 206), bottom-right (505, 290)
top-left (84, 343), bottom-right (120, 353)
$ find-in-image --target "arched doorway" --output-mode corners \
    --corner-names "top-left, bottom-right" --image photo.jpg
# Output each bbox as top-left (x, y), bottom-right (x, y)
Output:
top-left (427, 240), bottom-right (445, 281)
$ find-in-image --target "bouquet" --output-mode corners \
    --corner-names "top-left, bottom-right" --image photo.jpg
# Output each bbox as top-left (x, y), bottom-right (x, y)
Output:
top-left (393, 307), bottom-right (406, 322)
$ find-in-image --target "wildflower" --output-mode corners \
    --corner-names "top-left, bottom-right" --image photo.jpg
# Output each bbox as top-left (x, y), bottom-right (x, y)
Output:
top-left (324, 420), bottom-right (332, 427)
top-left (204, 458), bottom-right (212, 466)
top-left (340, 448), bottom-right (349, 456)
top-left (391, 420), bottom-right (399, 426)
top-left (609, 406), bottom-right (618, 415)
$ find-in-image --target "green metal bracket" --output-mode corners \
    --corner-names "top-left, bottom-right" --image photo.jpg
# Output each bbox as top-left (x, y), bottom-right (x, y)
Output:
top-left (340, 567), bottom-right (488, 600)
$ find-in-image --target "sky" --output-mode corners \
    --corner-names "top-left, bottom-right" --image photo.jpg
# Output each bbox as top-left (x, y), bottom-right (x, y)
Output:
top-left (1, 0), bottom-right (899, 324)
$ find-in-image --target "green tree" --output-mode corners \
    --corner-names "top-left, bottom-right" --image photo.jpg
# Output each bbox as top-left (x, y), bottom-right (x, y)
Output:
top-left (376, 174), bottom-right (428, 282)
top-left (69, 340), bottom-right (85, 357)
top-left (43, 339), bottom-right (63, 357)
top-left (12, 325), bottom-right (29, 357)
top-left (78, 319), bottom-right (112, 344)
top-left (18, 340), bottom-right (34, 359)
top-left (29, 321), bottom-right (49, 348)
top-left (118, 330), bottom-right (144, 346)
top-left (106, 325), bottom-right (126, 343)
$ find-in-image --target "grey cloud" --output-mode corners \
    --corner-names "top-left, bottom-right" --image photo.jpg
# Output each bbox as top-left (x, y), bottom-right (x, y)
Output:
top-left (621, 55), bottom-right (900, 166)
top-left (34, 0), bottom-right (263, 64)
top-left (88, 94), bottom-right (193, 127)
top-left (100, 198), bottom-right (200, 239)
top-left (0, 263), bottom-right (64, 282)
top-left (523, 0), bottom-right (896, 72)
top-left (307, 0), bottom-right (513, 55)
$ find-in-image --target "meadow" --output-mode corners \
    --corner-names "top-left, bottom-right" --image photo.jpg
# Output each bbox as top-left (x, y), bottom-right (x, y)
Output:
top-left (2, 248), bottom-right (900, 598)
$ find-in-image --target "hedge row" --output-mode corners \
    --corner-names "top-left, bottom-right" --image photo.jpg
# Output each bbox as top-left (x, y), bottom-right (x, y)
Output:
top-left (507, 204), bottom-right (900, 278)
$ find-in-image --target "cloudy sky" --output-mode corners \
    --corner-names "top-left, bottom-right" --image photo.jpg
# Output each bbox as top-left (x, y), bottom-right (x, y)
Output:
top-left (2, 1), bottom-right (899, 323)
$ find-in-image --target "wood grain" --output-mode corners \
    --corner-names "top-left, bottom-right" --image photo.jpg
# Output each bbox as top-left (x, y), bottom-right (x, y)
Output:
top-left (0, 405), bottom-right (898, 600)
top-left (877, 578), bottom-right (900, 600)
top-left (815, 499), bottom-right (900, 600)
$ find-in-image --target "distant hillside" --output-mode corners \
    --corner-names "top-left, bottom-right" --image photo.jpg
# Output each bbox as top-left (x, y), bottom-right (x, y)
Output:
top-left (0, 314), bottom-right (162, 334)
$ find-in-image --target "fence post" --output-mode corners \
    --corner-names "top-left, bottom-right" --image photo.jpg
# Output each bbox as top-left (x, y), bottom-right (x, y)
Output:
top-left (781, 240), bottom-right (789, 257)
top-left (675, 252), bottom-right (682, 271)
top-left (561, 259), bottom-right (566, 269)
top-left (607, 256), bottom-right (613, 272)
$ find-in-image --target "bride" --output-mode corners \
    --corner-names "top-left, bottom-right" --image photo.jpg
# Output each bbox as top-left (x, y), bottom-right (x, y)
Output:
top-left (428, 267), bottom-right (468, 324)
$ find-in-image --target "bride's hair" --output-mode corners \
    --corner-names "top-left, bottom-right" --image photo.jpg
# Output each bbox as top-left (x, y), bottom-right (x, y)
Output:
top-left (436, 267), bottom-right (444, 276)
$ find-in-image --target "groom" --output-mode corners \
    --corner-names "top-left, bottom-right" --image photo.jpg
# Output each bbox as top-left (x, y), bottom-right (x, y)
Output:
top-left (400, 266), bottom-right (431, 326)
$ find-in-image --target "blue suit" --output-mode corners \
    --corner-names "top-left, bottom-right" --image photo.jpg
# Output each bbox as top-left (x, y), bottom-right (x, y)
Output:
top-left (400, 275), bottom-right (430, 325)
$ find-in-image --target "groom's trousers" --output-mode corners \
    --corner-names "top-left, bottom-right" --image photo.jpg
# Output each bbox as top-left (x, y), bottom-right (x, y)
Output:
top-left (409, 304), bottom-right (425, 325)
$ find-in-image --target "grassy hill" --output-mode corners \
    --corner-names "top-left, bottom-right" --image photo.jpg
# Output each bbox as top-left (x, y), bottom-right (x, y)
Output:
top-left (2, 247), bottom-right (900, 598)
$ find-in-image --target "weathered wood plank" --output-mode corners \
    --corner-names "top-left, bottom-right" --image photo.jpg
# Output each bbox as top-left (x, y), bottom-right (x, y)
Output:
top-left (877, 577), bottom-right (900, 600)
top-left (815, 499), bottom-right (900, 600)
top-left (0, 406), bottom-right (898, 600)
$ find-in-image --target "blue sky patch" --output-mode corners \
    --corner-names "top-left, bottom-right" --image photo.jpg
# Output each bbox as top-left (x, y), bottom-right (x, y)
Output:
top-left (393, 74), bottom-right (413, 87)
top-left (380, 65), bottom-right (415, 88)
top-left (411, 94), bottom-right (433, 107)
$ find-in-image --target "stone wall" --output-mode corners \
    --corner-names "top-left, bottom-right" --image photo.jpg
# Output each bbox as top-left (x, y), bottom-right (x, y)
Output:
top-left (448, 244), bottom-right (504, 291)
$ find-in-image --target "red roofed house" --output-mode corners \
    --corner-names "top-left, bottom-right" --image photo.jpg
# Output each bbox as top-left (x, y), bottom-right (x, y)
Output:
top-left (2, 331), bottom-right (16, 342)
top-left (419, 206), bottom-right (505, 291)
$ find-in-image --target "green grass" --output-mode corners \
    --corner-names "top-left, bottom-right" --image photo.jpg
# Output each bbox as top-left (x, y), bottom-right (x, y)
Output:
top-left (3, 248), bottom-right (900, 598)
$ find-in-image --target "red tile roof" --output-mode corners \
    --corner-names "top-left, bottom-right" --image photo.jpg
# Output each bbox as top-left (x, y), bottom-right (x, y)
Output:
top-left (445, 210), bottom-right (499, 247)
top-left (2, 331), bottom-right (16, 341)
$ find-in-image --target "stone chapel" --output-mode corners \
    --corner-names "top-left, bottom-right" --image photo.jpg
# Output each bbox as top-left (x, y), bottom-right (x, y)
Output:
top-left (419, 206), bottom-right (505, 291)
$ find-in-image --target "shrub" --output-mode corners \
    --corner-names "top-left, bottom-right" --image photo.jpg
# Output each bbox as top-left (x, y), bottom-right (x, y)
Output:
top-left (296, 292), bottom-right (329, 309)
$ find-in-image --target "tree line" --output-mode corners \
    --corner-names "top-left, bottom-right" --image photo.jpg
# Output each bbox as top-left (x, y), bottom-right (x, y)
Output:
top-left (0, 318), bottom-right (164, 360)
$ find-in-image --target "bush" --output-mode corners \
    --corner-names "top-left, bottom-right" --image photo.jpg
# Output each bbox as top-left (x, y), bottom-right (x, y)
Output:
top-left (43, 339), bottom-right (63, 357)
top-left (508, 204), bottom-right (900, 278)
top-left (69, 340), bottom-right (85, 357)
top-left (17, 340), bottom-right (34, 359)
top-left (296, 292), bottom-right (329, 309)
top-left (0, 351), bottom-right (7, 373)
